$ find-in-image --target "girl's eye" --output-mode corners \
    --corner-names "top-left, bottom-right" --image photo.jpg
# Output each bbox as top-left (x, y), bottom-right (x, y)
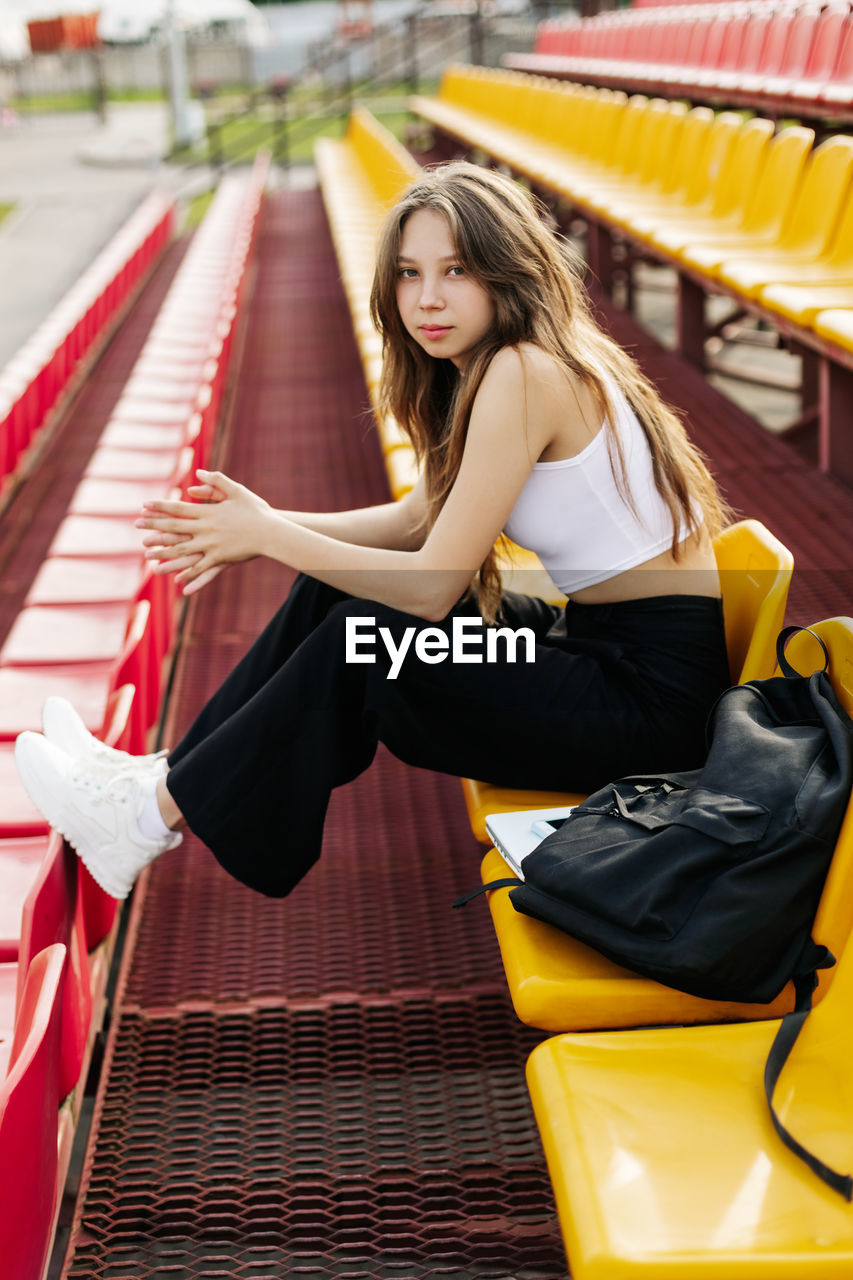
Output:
top-left (398, 268), bottom-right (418, 279)
top-left (448, 266), bottom-right (465, 277)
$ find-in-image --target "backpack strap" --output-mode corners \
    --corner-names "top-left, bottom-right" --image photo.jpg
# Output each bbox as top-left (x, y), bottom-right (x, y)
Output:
top-left (776, 625), bottom-right (830, 678)
top-left (764, 968), bottom-right (853, 1200)
top-left (453, 878), bottom-right (519, 908)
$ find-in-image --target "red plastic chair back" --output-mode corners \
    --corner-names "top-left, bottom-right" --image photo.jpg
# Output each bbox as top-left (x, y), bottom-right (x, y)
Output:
top-left (110, 597), bottom-right (153, 752)
top-left (803, 5), bottom-right (849, 81)
top-left (774, 5), bottom-right (821, 78)
top-left (0, 943), bottom-right (65, 1280)
top-left (684, 11), bottom-right (715, 67)
top-left (713, 8), bottom-right (754, 71)
top-left (17, 834), bottom-right (90, 1101)
top-left (827, 7), bottom-right (853, 83)
top-left (756, 6), bottom-right (800, 74)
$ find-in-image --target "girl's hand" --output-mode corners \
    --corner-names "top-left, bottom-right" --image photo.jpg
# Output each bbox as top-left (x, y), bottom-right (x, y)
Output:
top-left (137, 469), bottom-right (273, 592)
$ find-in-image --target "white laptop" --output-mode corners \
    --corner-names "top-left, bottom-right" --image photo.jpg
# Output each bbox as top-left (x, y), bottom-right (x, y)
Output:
top-left (485, 806), bottom-right (575, 880)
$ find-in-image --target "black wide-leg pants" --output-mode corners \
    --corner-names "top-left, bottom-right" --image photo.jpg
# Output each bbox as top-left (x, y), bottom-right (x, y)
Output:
top-left (166, 573), bottom-right (730, 897)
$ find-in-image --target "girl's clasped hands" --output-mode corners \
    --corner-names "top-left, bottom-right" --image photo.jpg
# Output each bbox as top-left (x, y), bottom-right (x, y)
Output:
top-left (138, 468), bottom-right (272, 595)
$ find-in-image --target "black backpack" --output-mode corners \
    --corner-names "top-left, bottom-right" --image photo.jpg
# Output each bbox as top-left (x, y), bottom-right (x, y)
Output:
top-left (461, 626), bottom-right (853, 1197)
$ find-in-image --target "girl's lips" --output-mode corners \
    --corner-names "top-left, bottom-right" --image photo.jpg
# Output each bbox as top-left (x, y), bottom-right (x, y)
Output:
top-left (421, 326), bottom-right (451, 338)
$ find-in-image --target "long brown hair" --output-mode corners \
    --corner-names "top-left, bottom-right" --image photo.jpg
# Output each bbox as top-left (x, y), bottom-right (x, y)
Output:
top-left (369, 161), bottom-right (726, 621)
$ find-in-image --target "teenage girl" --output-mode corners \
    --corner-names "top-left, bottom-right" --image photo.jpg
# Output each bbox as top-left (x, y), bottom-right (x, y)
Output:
top-left (15, 161), bottom-right (731, 901)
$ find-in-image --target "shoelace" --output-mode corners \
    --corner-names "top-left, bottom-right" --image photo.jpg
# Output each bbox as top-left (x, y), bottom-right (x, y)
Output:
top-left (91, 744), bottom-right (167, 768)
top-left (68, 767), bottom-right (139, 805)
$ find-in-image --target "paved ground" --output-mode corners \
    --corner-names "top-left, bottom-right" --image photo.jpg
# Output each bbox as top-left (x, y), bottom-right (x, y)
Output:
top-left (0, 102), bottom-right (188, 367)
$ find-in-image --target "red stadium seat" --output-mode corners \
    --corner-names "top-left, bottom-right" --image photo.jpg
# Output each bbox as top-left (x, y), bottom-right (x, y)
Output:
top-left (788, 3), bottom-right (848, 103)
top-left (0, 944), bottom-right (66, 1280)
top-left (17, 834), bottom-right (91, 1102)
top-left (0, 742), bottom-right (52, 838)
top-left (1, 601), bottom-right (140, 667)
top-left (0, 599), bottom-right (153, 756)
top-left (821, 7), bottom-right (853, 105)
top-left (0, 837), bottom-right (50, 961)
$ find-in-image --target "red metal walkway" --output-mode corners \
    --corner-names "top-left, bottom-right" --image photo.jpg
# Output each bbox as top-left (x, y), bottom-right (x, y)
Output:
top-left (45, 183), bottom-right (852, 1278)
top-left (57, 188), bottom-right (567, 1280)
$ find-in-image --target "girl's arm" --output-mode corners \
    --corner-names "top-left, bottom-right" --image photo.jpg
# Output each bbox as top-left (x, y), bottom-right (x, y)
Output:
top-left (141, 476), bottom-right (431, 592)
top-left (275, 482), bottom-right (428, 550)
top-left (138, 348), bottom-right (557, 620)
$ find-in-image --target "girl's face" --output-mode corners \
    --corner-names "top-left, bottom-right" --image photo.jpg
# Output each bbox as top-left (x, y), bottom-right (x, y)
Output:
top-left (395, 208), bottom-right (495, 370)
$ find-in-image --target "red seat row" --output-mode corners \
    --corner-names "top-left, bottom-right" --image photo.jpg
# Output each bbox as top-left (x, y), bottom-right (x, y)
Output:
top-left (0, 153), bottom-right (269, 1280)
top-left (0, 191), bottom-right (176, 500)
top-left (507, 1), bottom-right (853, 120)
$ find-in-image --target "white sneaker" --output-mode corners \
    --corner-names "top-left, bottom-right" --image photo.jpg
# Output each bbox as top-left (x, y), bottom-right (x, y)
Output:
top-left (42, 695), bottom-right (168, 777)
top-left (14, 731), bottom-right (182, 900)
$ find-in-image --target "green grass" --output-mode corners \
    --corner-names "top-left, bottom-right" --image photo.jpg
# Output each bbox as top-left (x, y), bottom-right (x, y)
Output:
top-left (10, 79), bottom-right (437, 119)
top-left (13, 87), bottom-right (167, 113)
top-left (0, 203), bottom-right (14, 227)
top-left (8, 80), bottom-right (437, 169)
top-left (183, 189), bottom-right (217, 230)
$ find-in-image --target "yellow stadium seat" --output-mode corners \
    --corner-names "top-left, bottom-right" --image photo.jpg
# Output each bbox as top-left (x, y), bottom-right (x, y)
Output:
top-left (763, 283), bottom-right (853, 327)
top-left (525, 90), bottom-right (630, 193)
top-left (713, 518), bottom-right (794, 684)
top-left (813, 308), bottom-right (853, 353)
top-left (577, 99), bottom-right (688, 212)
top-left (528, 1019), bottom-right (853, 1278)
top-left (384, 446), bottom-right (419, 500)
top-left (462, 519), bottom-right (793, 843)
top-left (346, 106), bottom-right (421, 209)
top-left (716, 135), bottom-right (853, 297)
top-left (636, 114), bottom-right (773, 251)
top-left (758, 181), bottom-right (853, 324)
top-left (603, 105), bottom-right (715, 230)
top-left (679, 126), bottom-right (815, 274)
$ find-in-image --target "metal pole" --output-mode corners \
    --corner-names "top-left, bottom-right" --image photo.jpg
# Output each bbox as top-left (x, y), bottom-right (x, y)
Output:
top-left (406, 12), bottom-right (418, 95)
top-left (270, 77), bottom-right (290, 172)
top-left (165, 0), bottom-right (193, 149)
top-left (469, 1), bottom-right (484, 67)
top-left (341, 46), bottom-right (352, 120)
top-left (90, 46), bottom-right (107, 124)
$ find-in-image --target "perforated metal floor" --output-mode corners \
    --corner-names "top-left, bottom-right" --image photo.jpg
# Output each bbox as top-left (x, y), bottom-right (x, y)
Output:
top-left (60, 188), bottom-right (568, 1280)
top-left (68, 999), bottom-right (558, 1278)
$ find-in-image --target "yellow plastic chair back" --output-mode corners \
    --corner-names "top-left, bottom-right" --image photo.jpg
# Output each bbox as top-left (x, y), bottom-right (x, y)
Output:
top-left (715, 517), bottom-right (794, 681)
top-left (681, 110), bottom-right (743, 209)
top-left (777, 134), bottom-right (853, 257)
top-left (817, 179), bottom-right (853, 274)
top-left (706, 114), bottom-right (775, 223)
top-left (347, 108), bottom-right (420, 210)
top-left (738, 124), bottom-right (815, 241)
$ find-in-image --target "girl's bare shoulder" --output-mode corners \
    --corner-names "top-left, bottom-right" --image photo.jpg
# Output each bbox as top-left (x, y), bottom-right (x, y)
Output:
top-left (485, 344), bottom-right (601, 429)
top-left (487, 343), bottom-right (591, 399)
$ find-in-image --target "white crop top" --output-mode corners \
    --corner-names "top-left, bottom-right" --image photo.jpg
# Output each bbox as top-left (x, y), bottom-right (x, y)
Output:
top-left (502, 381), bottom-right (694, 595)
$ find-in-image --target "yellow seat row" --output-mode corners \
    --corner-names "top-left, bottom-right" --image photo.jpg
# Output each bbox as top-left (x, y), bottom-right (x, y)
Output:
top-left (314, 107), bottom-right (563, 595)
top-left (526, 617), bottom-right (853, 1280)
top-left (315, 107), bottom-right (422, 475)
top-left (411, 66), bottom-right (853, 479)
